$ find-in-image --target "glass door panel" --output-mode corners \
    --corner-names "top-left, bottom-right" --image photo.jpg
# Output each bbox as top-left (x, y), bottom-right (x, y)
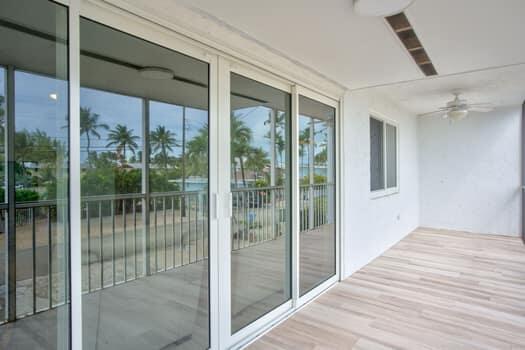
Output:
top-left (79, 18), bottom-right (210, 350)
top-left (0, 0), bottom-right (70, 348)
top-left (298, 95), bottom-right (336, 296)
top-left (230, 73), bottom-right (291, 333)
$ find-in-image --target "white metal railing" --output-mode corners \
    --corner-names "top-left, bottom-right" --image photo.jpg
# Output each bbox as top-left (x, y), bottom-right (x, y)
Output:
top-left (1, 183), bottom-right (333, 324)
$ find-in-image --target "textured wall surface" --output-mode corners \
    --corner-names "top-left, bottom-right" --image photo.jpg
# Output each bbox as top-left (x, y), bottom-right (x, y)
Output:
top-left (418, 106), bottom-right (521, 236)
top-left (342, 90), bottom-right (420, 277)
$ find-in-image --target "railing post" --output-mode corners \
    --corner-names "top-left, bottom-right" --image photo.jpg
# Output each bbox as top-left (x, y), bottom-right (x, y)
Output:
top-left (327, 120), bottom-right (335, 225)
top-left (142, 98), bottom-right (151, 276)
top-left (270, 109), bottom-right (277, 238)
top-left (6, 65), bottom-right (16, 322)
top-left (308, 117), bottom-right (315, 230)
top-left (181, 106), bottom-right (186, 217)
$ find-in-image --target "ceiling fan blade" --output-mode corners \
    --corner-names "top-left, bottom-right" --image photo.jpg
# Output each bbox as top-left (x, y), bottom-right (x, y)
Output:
top-left (469, 106), bottom-right (493, 112)
top-left (467, 102), bottom-right (493, 107)
top-left (418, 108), bottom-right (449, 117)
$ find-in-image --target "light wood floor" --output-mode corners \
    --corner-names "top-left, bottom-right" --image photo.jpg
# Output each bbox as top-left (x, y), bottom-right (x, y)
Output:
top-left (249, 228), bottom-right (525, 350)
top-left (0, 225), bottom-right (335, 350)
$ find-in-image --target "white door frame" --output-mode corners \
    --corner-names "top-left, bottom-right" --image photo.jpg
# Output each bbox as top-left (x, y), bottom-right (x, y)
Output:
top-left (63, 1), bottom-right (344, 348)
top-left (294, 86), bottom-right (341, 309)
top-left (217, 57), bottom-right (295, 349)
top-left (70, 1), bottom-right (220, 349)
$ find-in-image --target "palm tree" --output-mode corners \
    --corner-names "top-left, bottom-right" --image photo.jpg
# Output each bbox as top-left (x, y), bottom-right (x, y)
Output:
top-left (0, 95), bottom-right (4, 119)
top-left (246, 147), bottom-right (270, 182)
top-left (299, 126), bottom-right (310, 157)
top-left (106, 124), bottom-right (139, 166)
top-left (0, 95), bottom-right (5, 135)
top-left (185, 124), bottom-right (208, 177)
top-left (231, 113), bottom-right (252, 187)
top-left (150, 125), bottom-right (178, 169)
top-left (264, 110), bottom-right (286, 169)
top-left (80, 107), bottom-right (109, 158)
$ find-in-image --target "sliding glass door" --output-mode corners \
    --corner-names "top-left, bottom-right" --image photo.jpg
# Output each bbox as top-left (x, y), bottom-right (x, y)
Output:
top-left (298, 95), bottom-right (336, 296)
top-left (229, 72), bottom-right (292, 334)
top-left (0, 2), bottom-right (339, 347)
top-left (217, 66), bottom-right (338, 347)
top-left (0, 0), bottom-right (70, 348)
top-left (79, 18), bottom-right (210, 350)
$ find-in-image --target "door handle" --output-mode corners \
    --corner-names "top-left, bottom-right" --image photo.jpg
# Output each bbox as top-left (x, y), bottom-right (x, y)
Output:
top-left (212, 193), bottom-right (218, 220)
top-left (228, 192), bottom-right (233, 218)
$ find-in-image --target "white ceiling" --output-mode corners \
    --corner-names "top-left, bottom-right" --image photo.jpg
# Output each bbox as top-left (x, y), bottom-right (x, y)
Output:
top-left (175, 0), bottom-right (525, 109)
top-left (371, 64), bottom-right (525, 115)
top-left (176, 0), bottom-right (423, 89)
top-left (406, 0), bottom-right (525, 76)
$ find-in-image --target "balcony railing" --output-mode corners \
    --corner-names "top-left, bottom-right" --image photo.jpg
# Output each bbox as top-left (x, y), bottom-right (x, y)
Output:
top-left (0, 183), bottom-right (333, 324)
top-left (81, 190), bottom-right (209, 294)
top-left (300, 183), bottom-right (334, 232)
top-left (0, 200), bottom-right (68, 322)
top-left (231, 186), bottom-right (286, 250)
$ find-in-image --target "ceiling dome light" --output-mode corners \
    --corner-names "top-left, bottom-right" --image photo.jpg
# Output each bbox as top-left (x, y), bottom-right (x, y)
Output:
top-left (447, 109), bottom-right (469, 121)
top-left (353, 0), bottom-right (415, 17)
top-left (138, 67), bottom-right (174, 80)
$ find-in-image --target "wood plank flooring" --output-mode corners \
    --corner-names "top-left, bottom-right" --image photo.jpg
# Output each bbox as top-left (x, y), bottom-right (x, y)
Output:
top-left (0, 225), bottom-right (335, 350)
top-left (249, 228), bottom-right (525, 350)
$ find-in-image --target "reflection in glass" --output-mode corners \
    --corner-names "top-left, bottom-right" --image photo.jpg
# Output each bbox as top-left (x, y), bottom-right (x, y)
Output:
top-left (0, 67), bottom-right (4, 326)
top-left (0, 0), bottom-right (70, 348)
top-left (299, 96), bottom-right (336, 295)
top-left (370, 117), bottom-right (384, 191)
top-left (80, 18), bottom-right (209, 350)
top-left (230, 73), bottom-right (291, 333)
top-left (386, 123), bottom-right (397, 188)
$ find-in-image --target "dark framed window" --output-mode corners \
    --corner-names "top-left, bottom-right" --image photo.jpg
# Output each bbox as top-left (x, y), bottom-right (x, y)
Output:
top-left (370, 116), bottom-right (398, 193)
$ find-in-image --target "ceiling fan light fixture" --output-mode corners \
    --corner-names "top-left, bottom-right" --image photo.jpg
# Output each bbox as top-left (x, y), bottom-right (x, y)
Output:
top-left (353, 0), bottom-right (415, 17)
top-left (447, 108), bottom-right (469, 121)
top-left (139, 67), bottom-right (174, 80)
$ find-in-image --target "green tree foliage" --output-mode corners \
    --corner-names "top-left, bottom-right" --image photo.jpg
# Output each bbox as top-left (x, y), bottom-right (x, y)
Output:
top-left (150, 125), bottom-right (178, 169)
top-left (245, 147), bottom-right (269, 181)
top-left (81, 151), bottom-right (141, 195)
top-left (0, 187), bottom-right (40, 202)
top-left (314, 147), bottom-right (327, 165)
top-left (149, 170), bottom-right (180, 193)
top-left (106, 124), bottom-right (139, 166)
top-left (264, 111), bottom-right (286, 166)
top-left (231, 113), bottom-right (252, 187)
top-left (80, 106), bottom-right (109, 158)
top-left (0, 95), bottom-right (5, 124)
top-left (299, 124), bottom-right (310, 157)
top-left (185, 123), bottom-right (208, 178)
top-left (12, 129), bottom-right (66, 200)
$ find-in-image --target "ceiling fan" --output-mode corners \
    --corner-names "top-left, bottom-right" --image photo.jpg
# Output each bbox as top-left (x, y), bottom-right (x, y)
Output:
top-left (418, 93), bottom-right (493, 121)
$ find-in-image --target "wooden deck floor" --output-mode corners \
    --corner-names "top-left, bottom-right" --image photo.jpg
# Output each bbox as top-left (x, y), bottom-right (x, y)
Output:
top-left (249, 228), bottom-right (525, 350)
top-left (0, 225), bottom-right (335, 350)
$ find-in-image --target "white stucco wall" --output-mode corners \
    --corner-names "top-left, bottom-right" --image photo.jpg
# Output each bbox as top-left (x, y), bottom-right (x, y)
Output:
top-left (418, 106), bottom-right (522, 236)
top-left (342, 90), bottom-right (420, 277)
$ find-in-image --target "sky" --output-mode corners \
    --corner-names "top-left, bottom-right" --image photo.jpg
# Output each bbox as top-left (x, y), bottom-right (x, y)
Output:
top-left (80, 87), bottom-right (208, 162)
top-left (2, 67), bottom-right (330, 171)
top-left (0, 67), bottom-right (208, 165)
top-left (14, 70), bottom-right (69, 141)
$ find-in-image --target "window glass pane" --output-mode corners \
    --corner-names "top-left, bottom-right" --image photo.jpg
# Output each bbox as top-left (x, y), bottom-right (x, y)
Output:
top-left (80, 18), bottom-right (209, 350)
top-left (149, 101), bottom-right (181, 193)
top-left (0, 0), bottom-right (70, 348)
top-left (230, 73), bottom-right (291, 333)
top-left (299, 116), bottom-right (310, 185)
top-left (0, 67), bottom-right (4, 326)
top-left (298, 96), bottom-right (336, 296)
top-left (80, 88), bottom-right (142, 195)
top-left (370, 117), bottom-right (384, 191)
top-left (386, 123), bottom-right (397, 188)
top-left (184, 107), bottom-right (209, 191)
